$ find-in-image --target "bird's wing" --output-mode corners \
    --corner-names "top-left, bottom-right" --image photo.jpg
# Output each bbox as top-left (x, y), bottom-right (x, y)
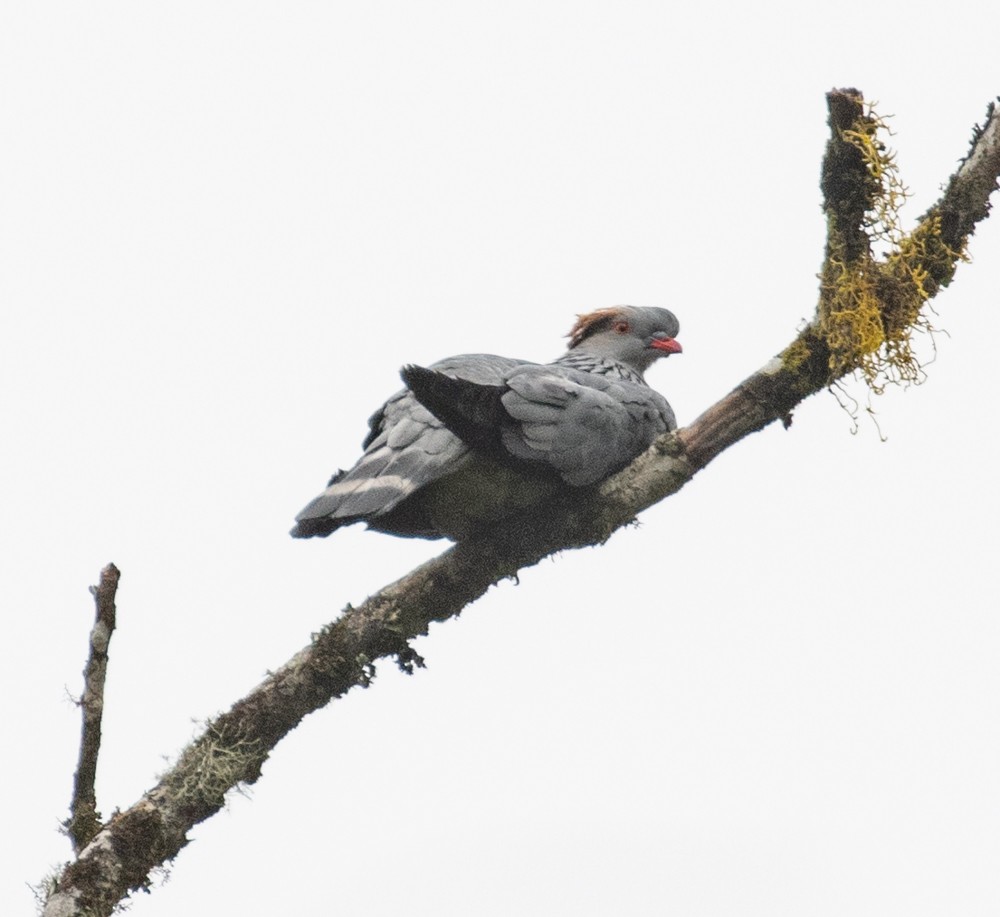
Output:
top-left (291, 354), bottom-right (522, 537)
top-left (402, 363), bottom-right (675, 487)
top-left (498, 365), bottom-right (675, 485)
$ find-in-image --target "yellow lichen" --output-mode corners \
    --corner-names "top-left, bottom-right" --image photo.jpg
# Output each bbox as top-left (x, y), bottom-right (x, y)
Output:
top-left (820, 241), bottom-right (886, 384)
top-left (780, 336), bottom-right (813, 373)
top-left (818, 102), bottom-right (966, 395)
top-left (840, 110), bottom-right (909, 247)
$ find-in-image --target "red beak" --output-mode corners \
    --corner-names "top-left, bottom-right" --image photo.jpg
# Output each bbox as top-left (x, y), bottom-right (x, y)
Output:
top-left (650, 337), bottom-right (682, 354)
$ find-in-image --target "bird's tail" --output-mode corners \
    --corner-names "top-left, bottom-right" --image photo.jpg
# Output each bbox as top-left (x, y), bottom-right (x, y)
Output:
top-left (290, 451), bottom-right (422, 538)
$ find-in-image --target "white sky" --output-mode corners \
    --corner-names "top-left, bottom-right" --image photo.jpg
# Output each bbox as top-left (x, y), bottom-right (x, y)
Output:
top-left (3, 3), bottom-right (999, 915)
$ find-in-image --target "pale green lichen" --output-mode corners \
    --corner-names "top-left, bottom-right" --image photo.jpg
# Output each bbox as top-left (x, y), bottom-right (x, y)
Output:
top-left (167, 721), bottom-right (262, 811)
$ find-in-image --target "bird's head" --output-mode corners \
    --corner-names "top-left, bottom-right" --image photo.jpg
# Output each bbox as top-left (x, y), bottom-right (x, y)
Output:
top-left (567, 306), bottom-right (682, 373)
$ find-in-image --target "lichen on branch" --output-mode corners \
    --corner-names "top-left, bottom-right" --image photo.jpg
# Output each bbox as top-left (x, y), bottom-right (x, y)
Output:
top-left (817, 92), bottom-right (968, 393)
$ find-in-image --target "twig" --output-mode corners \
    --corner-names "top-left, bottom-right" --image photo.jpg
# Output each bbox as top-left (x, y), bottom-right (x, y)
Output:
top-left (64, 563), bottom-right (120, 853)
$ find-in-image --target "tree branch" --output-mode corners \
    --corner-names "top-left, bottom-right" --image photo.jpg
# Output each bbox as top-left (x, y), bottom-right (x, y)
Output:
top-left (934, 98), bottom-right (1000, 256)
top-left (64, 563), bottom-right (120, 855)
top-left (42, 92), bottom-right (1000, 917)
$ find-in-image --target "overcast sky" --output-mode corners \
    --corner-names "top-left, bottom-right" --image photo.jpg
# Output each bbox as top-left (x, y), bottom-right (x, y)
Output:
top-left (3, 3), bottom-right (999, 915)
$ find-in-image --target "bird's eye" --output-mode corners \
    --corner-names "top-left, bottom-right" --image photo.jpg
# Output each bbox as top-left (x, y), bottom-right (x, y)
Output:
top-left (614, 320), bottom-right (630, 334)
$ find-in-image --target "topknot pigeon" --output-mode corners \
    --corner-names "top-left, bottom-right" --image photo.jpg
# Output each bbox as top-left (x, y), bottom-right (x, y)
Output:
top-left (292, 306), bottom-right (682, 540)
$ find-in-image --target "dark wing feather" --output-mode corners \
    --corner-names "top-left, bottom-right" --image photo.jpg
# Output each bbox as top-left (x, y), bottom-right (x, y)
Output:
top-left (399, 364), bottom-right (509, 460)
top-left (400, 362), bottom-right (675, 488)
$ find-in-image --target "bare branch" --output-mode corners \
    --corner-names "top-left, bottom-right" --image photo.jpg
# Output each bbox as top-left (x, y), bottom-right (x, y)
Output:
top-left (64, 563), bottom-right (120, 854)
top-left (42, 94), bottom-right (1000, 917)
top-left (933, 98), bottom-right (1000, 256)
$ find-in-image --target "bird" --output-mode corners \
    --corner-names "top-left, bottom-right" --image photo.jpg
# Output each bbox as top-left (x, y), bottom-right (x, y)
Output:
top-left (291, 306), bottom-right (682, 541)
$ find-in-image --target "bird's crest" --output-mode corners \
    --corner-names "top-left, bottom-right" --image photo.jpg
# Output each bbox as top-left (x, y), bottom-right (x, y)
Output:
top-left (567, 308), bottom-right (624, 349)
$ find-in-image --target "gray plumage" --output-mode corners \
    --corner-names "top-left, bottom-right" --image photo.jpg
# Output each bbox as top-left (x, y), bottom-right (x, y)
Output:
top-left (292, 306), bottom-right (681, 540)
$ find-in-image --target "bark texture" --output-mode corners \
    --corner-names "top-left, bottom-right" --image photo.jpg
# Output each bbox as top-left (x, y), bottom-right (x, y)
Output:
top-left (65, 564), bottom-right (120, 854)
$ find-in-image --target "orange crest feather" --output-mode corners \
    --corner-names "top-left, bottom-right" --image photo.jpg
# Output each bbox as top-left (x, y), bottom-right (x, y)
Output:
top-left (567, 308), bottom-right (625, 349)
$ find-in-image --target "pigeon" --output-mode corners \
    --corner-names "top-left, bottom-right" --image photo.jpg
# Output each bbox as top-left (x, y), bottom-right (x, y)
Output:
top-left (291, 306), bottom-right (682, 541)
